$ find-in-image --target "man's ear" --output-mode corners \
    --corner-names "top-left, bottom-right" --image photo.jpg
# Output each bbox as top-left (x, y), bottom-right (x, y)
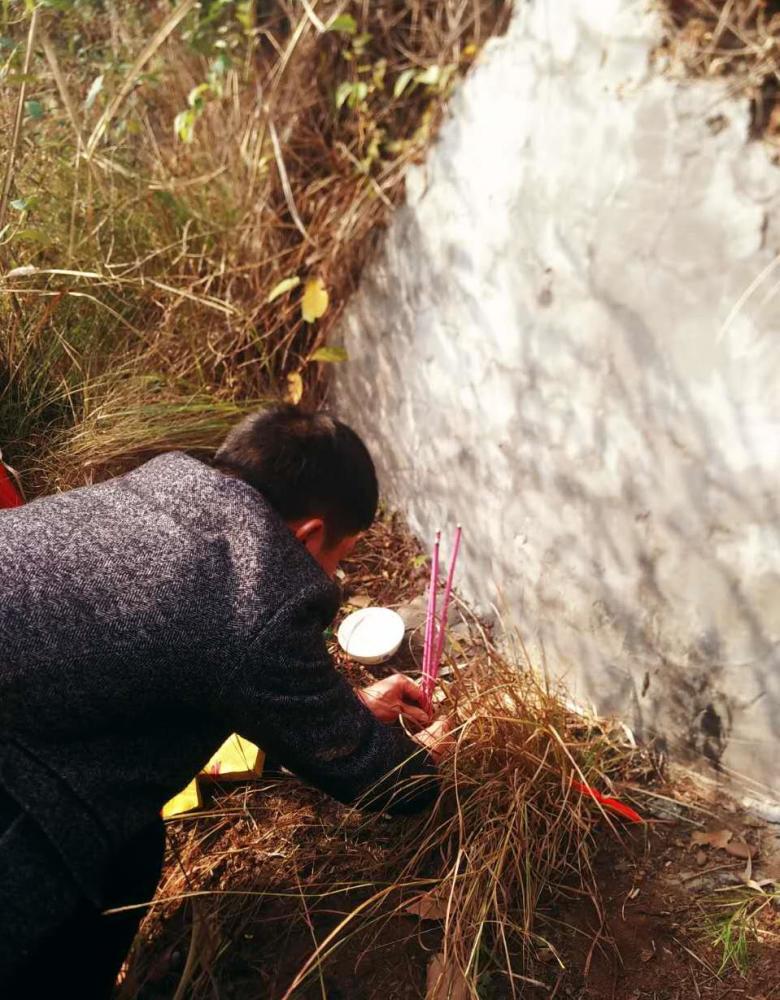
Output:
top-left (292, 517), bottom-right (327, 558)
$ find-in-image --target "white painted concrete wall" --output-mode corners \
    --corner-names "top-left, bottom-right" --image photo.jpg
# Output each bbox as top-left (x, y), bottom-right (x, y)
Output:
top-left (333, 0), bottom-right (780, 806)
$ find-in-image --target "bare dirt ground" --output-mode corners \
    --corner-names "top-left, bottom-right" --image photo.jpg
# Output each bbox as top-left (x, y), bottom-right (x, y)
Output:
top-left (538, 790), bottom-right (780, 1000)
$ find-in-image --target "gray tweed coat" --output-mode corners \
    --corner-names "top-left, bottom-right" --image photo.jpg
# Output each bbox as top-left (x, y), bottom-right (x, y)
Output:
top-left (0, 452), bottom-right (436, 907)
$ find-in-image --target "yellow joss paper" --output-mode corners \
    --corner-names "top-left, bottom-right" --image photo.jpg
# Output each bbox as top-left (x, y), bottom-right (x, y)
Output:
top-left (162, 778), bottom-right (202, 819)
top-left (161, 734), bottom-right (264, 818)
top-left (201, 734), bottom-right (265, 781)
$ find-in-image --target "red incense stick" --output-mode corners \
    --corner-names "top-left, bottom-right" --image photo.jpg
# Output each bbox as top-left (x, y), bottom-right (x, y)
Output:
top-left (422, 532), bottom-right (441, 710)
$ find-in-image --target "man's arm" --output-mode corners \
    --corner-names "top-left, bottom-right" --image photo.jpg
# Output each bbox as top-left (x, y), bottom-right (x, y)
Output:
top-left (223, 584), bottom-right (439, 814)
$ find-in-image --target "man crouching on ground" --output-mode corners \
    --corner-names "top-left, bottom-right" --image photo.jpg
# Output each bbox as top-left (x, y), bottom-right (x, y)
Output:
top-left (0, 405), bottom-right (450, 997)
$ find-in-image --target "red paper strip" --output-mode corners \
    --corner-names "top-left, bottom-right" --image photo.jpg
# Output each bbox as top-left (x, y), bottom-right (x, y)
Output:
top-left (572, 779), bottom-right (644, 824)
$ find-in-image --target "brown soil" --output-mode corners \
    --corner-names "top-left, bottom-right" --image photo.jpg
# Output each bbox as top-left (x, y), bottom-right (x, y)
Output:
top-left (124, 774), bottom-right (780, 999)
top-left (537, 795), bottom-right (780, 1000)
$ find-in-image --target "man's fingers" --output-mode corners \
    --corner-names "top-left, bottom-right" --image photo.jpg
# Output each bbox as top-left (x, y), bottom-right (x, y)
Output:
top-left (398, 674), bottom-right (424, 704)
top-left (401, 704), bottom-right (431, 727)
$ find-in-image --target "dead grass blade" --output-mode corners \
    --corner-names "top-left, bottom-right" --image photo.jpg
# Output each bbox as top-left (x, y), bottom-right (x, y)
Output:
top-left (85, 0), bottom-right (199, 159)
top-left (0, 5), bottom-right (40, 236)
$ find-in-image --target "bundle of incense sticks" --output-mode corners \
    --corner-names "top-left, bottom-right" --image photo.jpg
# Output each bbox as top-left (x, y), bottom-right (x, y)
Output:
top-left (421, 525), bottom-right (462, 712)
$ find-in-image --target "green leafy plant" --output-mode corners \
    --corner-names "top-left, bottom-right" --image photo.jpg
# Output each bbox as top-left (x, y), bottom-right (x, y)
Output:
top-left (174, 51), bottom-right (230, 143)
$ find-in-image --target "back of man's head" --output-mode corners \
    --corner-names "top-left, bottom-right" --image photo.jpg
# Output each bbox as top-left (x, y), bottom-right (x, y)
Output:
top-left (213, 405), bottom-right (378, 543)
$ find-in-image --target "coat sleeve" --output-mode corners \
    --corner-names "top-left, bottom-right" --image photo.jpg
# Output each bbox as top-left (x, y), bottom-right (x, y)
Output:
top-left (223, 584), bottom-right (439, 815)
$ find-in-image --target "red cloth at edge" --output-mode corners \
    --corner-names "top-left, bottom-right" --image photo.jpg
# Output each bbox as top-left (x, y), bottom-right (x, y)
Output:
top-left (0, 463), bottom-right (23, 508)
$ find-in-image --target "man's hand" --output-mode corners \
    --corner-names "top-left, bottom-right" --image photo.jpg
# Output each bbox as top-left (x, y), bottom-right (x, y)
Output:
top-left (413, 716), bottom-right (456, 764)
top-left (357, 674), bottom-right (432, 728)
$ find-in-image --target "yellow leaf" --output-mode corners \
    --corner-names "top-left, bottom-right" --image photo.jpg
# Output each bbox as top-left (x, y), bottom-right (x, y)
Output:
top-left (266, 275), bottom-right (300, 303)
top-left (301, 277), bottom-right (329, 323)
top-left (285, 371), bottom-right (303, 405)
top-left (309, 345), bottom-right (348, 363)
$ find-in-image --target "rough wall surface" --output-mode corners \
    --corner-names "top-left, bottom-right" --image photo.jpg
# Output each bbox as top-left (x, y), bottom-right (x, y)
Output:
top-left (333, 0), bottom-right (780, 806)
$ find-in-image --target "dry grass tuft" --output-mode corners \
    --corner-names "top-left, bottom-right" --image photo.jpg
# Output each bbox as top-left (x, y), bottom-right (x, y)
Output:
top-left (655, 0), bottom-right (780, 140)
top-left (321, 642), bottom-right (651, 997)
top-left (394, 656), bottom-right (643, 985)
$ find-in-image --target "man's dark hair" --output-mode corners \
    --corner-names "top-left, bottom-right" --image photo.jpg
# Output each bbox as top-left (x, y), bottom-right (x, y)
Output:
top-left (213, 405), bottom-right (378, 543)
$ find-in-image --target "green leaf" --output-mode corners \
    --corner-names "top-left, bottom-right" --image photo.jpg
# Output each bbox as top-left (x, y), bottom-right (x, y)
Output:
top-left (372, 59), bottom-right (387, 89)
top-left (310, 346), bottom-right (348, 363)
top-left (13, 228), bottom-right (47, 243)
top-left (415, 65), bottom-right (441, 87)
top-left (335, 81), bottom-right (353, 110)
top-left (174, 108), bottom-right (197, 143)
top-left (393, 68), bottom-right (415, 99)
top-left (266, 275), bottom-right (300, 303)
top-left (349, 81), bottom-right (368, 108)
top-left (10, 196), bottom-right (38, 213)
top-left (187, 82), bottom-right (211, 108)
top-left (439, 63), bottom-right (457, 91)
top-left (328, 13), bottom-right (357, 34)
top-left (235, 0), bottom-right (254, 31)
top-left (210, 52), bottom-right (231, 78)
top-left (84, 74), bottom-right (103, 110)
top-left (4, 74), bottom-right (37, 86)
top-left (24, 99), bottom-right (44, 119)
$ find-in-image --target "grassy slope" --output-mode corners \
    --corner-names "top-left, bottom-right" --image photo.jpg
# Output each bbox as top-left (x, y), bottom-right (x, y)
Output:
top-left (0, 0), bottom-right (510, 495)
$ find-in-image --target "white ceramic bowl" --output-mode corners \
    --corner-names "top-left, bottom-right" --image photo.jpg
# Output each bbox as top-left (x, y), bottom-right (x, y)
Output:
top-left (337, 607), bottom-right (405, 665)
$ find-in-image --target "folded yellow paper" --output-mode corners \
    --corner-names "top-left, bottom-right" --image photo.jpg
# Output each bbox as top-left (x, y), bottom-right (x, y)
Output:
top-left (162, 734), bottom-right (265, 818)
top-left (162, 778), bottom-right (202, 819)
top-left (201, 734), bottom-right (265, 781)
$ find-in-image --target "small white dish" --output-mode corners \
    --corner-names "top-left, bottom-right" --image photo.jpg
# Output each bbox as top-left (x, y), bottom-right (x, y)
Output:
top-left (337, 607), bottom-right (405, 665)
